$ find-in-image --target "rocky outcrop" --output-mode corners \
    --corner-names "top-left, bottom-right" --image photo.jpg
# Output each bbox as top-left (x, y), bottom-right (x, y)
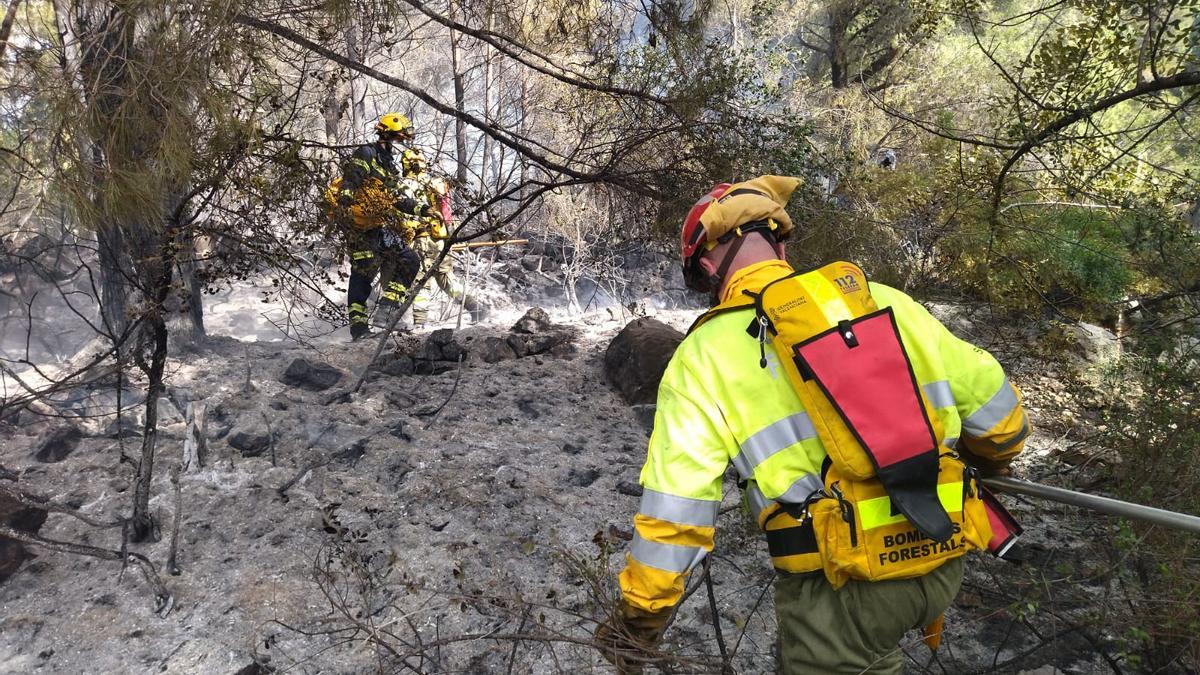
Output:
top-left (479, 308), bottom-right (576, 363)
top-left (603, 318), bottom-right (684, 406)
top-left (413, 329), bottom-right (467, 375)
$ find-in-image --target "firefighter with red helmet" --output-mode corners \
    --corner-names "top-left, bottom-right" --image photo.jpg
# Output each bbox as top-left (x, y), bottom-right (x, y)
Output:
top-left (596, 176), bottom-right (1030, 673)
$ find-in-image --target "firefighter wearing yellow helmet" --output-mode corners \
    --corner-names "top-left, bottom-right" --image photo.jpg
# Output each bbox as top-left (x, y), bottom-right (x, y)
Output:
top-left (399, 157), bottom-right (488, 326)
top-left (331, 112), bottom-right (430, 339)
top-left (596, 176), bottom-right (1031, 673)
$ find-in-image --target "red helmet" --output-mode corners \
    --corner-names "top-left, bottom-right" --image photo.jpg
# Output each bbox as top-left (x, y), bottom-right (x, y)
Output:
top-left (680, 182), bottom-right (732, 275)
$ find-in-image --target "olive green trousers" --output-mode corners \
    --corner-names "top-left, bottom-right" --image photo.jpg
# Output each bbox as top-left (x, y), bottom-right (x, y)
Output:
top-left (774, 558), bottom-right (963, 674)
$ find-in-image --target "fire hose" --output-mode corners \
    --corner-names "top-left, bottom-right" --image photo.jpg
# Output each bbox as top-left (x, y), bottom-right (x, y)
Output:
top-left (983, 475), bottom-right (1200, 534)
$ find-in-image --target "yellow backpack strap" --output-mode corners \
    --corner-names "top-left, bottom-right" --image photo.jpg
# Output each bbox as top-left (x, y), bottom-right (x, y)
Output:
top-left (687, 296), bottom-right (755, 334)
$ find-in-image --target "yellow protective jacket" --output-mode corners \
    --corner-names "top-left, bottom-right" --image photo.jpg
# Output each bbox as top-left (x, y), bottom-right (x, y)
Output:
top-left (327, 142), bottom-right (431, 236)
top-left (618, 259), bottom-right (1030, 613)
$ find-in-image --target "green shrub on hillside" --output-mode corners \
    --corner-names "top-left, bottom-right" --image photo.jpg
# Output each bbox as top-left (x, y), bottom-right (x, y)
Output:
top-left (1099, 353), bottom-right (1200, 671)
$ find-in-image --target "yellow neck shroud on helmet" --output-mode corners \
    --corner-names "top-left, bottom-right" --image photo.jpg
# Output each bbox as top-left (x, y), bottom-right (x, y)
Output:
top-left (698, 175), bottom-right (801, 246)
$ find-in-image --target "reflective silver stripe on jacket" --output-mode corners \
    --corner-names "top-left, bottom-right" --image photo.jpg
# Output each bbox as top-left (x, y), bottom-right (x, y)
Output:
top-left (963, 378), bottom-right (1020, 436)
top-left (923, 380), bottom-right (955, 409)
top-left (776, 473), bottom-right (825, 504)
top-left (638, 488), bottom-right (719, 527)
top-left (746, 473), bottom-right (824, 523)
top-left (732, 413), bottom-right (818, 478)
top-left (746, 482), bottom-right (772, 523)
top-left (630, 533), bottom-right (707, 573)
top-left (943, 437), bottom-right (959, 449)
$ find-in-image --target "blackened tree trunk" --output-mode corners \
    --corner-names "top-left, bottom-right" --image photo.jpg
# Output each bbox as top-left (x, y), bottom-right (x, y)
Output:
top-left (96, 222), bottom-right (130, 337)
top-left (449, 0), bottom-right (470, 186)
top-left (129, 239), bottom-right (173, 542)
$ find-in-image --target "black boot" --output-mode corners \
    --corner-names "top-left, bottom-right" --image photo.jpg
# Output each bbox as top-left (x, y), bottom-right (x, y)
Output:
top-left (350, 323), bottom-right (373, 341)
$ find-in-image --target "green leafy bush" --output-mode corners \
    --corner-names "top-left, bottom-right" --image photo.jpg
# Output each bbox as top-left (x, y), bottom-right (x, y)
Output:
top-left (1099, 352), bottom-right (1200, 670)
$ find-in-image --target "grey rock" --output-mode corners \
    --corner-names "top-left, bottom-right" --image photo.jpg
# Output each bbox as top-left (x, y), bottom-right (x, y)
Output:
top-left (1066, 323), bottom-right (1120, 363)
top-left (507, 329), bottom-right (575, 358)
top-left (384, 458), bottom-right (413, 490)
top-left (520, 255), bottom-right (541, 272)
top-left (418, 340), bottom-right (444, 361)
top-left (562, 442), bottom-right (584, 455)
top-left (566, 467), bottom-right (601, 487)
top-left (512, 307), bottom-right (553, 334)
top-left (228, 428), bottom-right (271, 457)
top-left (280, 358), bottom-right (343, 392)
top-left (604, 318), bottom-right (684, 405)
top-left (34, 424), bottom-right (83, 463)
top-left (440, 340), bottom-right (466, 362)
top-left (480, 336), bottom-right (517, 363)
top-left (419, 330), bottom-right (466, 362)
top-left (388, 422), bottom-right (412, 443)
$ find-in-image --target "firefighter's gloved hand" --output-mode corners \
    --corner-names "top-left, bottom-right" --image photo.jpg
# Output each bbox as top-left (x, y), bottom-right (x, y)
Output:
top-left (594, 601), bottom-right (670, 674)
top-left (337, 192), bottom-right (355, 208)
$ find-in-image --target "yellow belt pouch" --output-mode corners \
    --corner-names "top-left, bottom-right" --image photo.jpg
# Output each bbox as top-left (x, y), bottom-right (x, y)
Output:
top-left (810, 456), bottom-right (993, 589)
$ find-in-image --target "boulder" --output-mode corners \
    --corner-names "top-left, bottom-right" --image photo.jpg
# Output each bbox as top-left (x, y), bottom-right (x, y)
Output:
top-left (506, 330), bottom-right (575, 358)
top-left (440, 339), bottom-right (467, 362)
top-left (280, 358), bottom-right (343, 392)
top-left (418, 340), bottom-right (445, 361)
top-left (604, 318), bottom-right (684, 405)
top-left (480, 336), bottom-right (517, 363)
top-left (429, 328), bottom-right (456, 346)
top-left (512, 307), bottom-right (553, 334)
top-left (1162, 336), bottom-right (1200, 373)
top-left (228, 427), bottom-right (271, 457)
top-left (33, 424), bottom-right (83, 463)
top-left (1066, 323), bottom-right (1120, 363)
top-left (419, 330), bottom-right (467, 363)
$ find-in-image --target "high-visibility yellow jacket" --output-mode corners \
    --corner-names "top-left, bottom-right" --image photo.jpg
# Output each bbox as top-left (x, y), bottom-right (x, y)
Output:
top-left (328, 142), bottom-right (431, 235)
top-left (619, 259), bottom-right (1030, 613)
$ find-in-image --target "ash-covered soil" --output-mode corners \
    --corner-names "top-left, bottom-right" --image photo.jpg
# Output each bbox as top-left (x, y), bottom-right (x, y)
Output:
top-left (0, 255), bottom-right (1141, 674)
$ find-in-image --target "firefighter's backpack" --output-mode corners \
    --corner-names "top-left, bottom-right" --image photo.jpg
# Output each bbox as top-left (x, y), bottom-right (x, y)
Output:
top-left (745, 261), bottom-right (994, 588)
